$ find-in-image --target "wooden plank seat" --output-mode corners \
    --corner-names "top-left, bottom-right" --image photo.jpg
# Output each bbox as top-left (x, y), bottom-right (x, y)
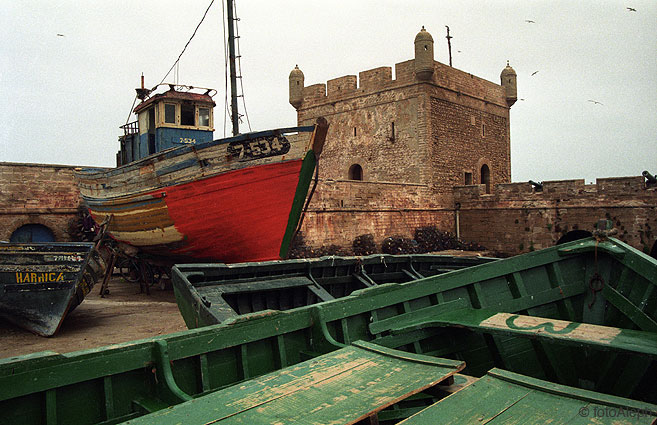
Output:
top-left (370, 307), bottom-right (657, 358)
top-left (119, 340), bottom-right (464, 425)
top-left (398, 368), bottom-right (657, 424)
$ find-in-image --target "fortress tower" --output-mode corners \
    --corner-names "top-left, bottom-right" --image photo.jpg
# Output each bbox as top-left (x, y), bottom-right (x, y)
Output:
top-left (289, 27), bottom-right (515, 196)
top-left (287, 27), bottom-right (518, 249)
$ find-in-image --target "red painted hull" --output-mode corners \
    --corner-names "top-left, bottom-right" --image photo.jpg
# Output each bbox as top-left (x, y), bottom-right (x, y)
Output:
top-left (161, 159), bottom-right (304, 263)
top-left (78, 120), bottom-right (328, 264)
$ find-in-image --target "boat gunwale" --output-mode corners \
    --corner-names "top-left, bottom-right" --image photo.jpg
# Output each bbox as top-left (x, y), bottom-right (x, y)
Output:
top-left (77, 155), bottom-right (309, 205)
top-left (75, 125), bottom-right (316, 179)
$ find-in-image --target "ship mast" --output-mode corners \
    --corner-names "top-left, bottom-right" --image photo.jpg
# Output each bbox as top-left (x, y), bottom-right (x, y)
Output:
top-left (226, 0), bottom-right (240, 135)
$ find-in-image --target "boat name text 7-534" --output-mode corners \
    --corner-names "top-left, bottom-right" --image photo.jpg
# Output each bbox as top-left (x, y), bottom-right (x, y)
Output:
top-left (227, 135), bottom-right (291, 161)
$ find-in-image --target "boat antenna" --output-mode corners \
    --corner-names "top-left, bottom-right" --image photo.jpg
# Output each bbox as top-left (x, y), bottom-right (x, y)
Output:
top-left (226, 0), bottom-right (240, 135)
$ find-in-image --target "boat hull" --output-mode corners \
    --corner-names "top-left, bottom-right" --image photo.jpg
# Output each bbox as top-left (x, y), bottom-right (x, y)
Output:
top-left (1, 237), bottom-right (655, 424)
top-left (77, 121), bottom-right (327, 263)
top-left (0, 242), bottom-right (105, 336)
top-left (171, 253), bottom-right (498, 328)
top-left (84, 154), bottom-right (314, 263)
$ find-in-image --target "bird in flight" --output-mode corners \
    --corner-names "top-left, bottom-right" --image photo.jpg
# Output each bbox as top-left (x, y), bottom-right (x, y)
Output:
top-left (588, 100), bottom-right (604, 105)
top-left (56, 33), bottom-right (65, 37)
top-left (531, 71), bottom-right (539, 76)
top-left (525, 20), bottom-right (535, 23)
top-left (627, 7), bottom-right (636, 12)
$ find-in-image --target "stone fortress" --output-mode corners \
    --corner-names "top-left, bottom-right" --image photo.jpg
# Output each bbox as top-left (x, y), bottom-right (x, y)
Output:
top-left (1, 27), bottom-right (655, 256)
top-left (287, 27), bottom-right (656, 256)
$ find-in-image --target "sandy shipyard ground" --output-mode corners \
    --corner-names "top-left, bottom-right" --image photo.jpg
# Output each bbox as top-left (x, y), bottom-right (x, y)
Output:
top-left (0, 276), bottom-right (187, 359)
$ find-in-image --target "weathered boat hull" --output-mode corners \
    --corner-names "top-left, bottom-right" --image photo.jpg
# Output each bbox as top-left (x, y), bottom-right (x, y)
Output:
top-left (77, 121), bottom-right (328, 263)
top-left (0, 242), bottom-right (106, 336)
top-left (171, 253), bottom-right (497, 328)
top-left (0, 237), bottom-right (655, 424)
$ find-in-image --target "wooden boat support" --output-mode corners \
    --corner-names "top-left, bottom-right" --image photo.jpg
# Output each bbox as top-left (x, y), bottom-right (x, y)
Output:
top-left (0, 237), bottom-right (656, 424)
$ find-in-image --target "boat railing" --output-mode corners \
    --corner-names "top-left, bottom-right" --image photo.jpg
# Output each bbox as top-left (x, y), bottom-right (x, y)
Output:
top-left (121, 121), bottom-right (139, 137)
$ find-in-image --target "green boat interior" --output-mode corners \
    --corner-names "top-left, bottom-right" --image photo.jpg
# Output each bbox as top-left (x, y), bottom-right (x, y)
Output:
top-left (1, 237), bottom-right (656, 424)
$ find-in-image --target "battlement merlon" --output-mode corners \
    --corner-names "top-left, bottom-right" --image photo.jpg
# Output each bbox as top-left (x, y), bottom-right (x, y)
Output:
top-left (290, 59), bottom-right (509, 109)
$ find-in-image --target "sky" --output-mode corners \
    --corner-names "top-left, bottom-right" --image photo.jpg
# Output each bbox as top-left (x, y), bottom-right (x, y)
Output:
top-left (1, 1), bottom-right (655, 184)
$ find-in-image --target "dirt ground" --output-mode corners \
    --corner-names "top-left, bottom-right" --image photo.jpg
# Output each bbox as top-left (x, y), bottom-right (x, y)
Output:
top-left (0, 276), bottom-right (188, 360)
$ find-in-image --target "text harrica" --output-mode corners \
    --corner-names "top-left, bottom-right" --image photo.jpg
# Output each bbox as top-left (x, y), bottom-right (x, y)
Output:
top-left (15, 272), bottom-right (64, 283)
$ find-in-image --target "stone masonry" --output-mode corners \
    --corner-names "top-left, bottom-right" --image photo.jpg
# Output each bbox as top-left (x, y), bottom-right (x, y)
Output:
top-left (454, 177), bottom-right (657, 255)
top-left (290, 27), bottom-right (515, 252)
top-left (0, 163), bottom-right (83, 242)
top-left (289, 28), bottom-right (656, 256)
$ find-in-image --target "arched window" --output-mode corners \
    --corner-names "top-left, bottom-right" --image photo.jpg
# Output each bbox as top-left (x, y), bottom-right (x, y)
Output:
top-left (348, 164), bottom-right (363, 181)
top-left (10, 224), bottom-right (55, 243)
top-left (480, 164), bottom-right (491, 194)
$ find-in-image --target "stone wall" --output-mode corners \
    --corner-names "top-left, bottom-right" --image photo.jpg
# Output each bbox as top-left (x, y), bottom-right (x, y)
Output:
top-left (454, 176), bottom-right (657, 255)
top-left (0, 163), bottom-right (83, 242)
top-left (299, 178), bottom-right (453, 249)
top-left (293, 59), bottom-right (511, 193)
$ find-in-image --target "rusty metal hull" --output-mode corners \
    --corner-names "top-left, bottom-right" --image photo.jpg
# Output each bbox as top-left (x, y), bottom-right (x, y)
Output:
top-left (0, 242), bottom-right (105, 336)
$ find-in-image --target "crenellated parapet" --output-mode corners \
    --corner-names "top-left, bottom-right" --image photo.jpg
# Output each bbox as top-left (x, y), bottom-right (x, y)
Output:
top-left (454, 176), bottom-right (655, 203)
top-left (289, 27), bottom-right (512, 112)
top-left (327, 75), bottom-right (357, 97)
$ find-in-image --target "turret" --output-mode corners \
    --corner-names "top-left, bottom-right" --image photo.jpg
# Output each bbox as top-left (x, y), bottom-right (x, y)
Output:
top-left (414, 26), bottom-right (434, 81)
top-left (500, 61), bottom-right (517, 107)
top-left (289, 65), bottom-right (304, 109)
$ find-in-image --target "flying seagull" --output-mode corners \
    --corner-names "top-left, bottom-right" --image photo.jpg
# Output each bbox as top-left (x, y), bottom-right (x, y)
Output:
top-left (588, 99), bottom-right (604, 105)
top-left (525, 20), bottom-right (535, 23)
top-left (531, 71), bottom-right (539, 76)
top-left (627, 7), bottom-right (636, 12)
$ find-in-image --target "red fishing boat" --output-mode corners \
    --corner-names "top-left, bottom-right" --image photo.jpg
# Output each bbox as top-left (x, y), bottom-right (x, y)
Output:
top-left (76, 1), bottom-right (328, 264)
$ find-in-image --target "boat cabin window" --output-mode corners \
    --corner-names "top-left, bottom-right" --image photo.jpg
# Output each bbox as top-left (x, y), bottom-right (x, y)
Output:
top-left (181, 103), bottom-right (195, 126)
top-left (199, 108), bottom-right (210, 127)
top-left (165, 104), bottom-right (176, 124)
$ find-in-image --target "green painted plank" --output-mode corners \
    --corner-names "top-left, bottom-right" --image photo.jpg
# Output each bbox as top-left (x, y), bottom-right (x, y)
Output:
top-left (367, 283), bottom-right (586, 337)
top-left (119, 341), bottom-right (464, 425)
top-left (383, 308), bottom-right (657, 358)
top-left (603, 284), bottom-right (657, 332)
top-left (400, 368), bottom-right (657, 424)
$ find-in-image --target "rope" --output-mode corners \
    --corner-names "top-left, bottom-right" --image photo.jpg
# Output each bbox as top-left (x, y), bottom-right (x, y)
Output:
top-left (588, 238), bottom-right (605, 309)
top-left (124, 96), bottom-right (138, 125)
top-left (157, 0), bottom-right (215, 87)
top-left (232, 0), bottom-right (251, 132)
top-left (123, 0), bottom-right (215, 126)
top-left (222, 0), bottom-right (228, 137)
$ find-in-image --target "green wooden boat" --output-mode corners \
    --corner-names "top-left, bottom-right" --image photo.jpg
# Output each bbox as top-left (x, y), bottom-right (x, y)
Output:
top-left (1, 236), bottom-right (656, 424)
top-left (171, 253), bottom-right (497, 328)
top-left (399, 368), bottom-right (657, 425)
